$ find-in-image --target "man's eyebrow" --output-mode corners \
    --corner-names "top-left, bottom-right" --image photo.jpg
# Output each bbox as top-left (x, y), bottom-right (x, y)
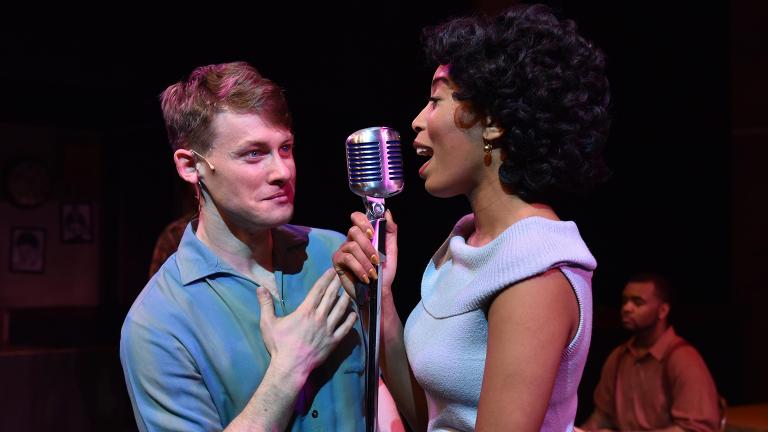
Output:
top-left (230, 138), bottom-right (295, 154)
top-left (236, 139), bottom-right (270, 148)
top-left (228, 141), bottom-right (264, 155)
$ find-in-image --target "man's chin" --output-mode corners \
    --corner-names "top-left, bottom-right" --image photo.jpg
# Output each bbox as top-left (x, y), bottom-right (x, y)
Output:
top-left (234, 206), bottom-right (293, 231)
top-left (262, 208), bottom-right (293, 227)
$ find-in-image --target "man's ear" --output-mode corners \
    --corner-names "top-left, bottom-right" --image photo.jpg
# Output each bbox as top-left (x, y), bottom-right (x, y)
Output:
top-left (658, 302), bottom-right (670, 321)
top-left (173, 149), bottom-right (200, 185)
top-left (483, 116), bottom-right (504, 141)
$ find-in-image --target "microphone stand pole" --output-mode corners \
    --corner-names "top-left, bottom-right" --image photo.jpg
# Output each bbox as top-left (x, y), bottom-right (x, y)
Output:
top-left (357, 196), bottom-right (386, 432)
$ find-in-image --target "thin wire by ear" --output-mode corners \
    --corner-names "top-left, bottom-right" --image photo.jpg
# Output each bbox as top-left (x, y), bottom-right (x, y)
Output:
top-left (196, 178), bottom-right (211, 204)
top-left (190, 149), bottom-right (215, 171)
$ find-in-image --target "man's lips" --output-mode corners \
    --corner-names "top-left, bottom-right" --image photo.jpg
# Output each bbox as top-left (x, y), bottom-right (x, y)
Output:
top-left (264, 191), bottom-right (290, 200)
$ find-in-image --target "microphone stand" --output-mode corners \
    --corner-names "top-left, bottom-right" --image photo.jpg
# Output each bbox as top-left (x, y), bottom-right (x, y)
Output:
top-left (356, 196), bottom-right (386, 432)
top-left (345, 125), bottom-right (403, 431)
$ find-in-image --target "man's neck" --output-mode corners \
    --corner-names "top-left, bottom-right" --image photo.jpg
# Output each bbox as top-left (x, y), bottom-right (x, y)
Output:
top-left (632, 321), bottom-right (669, 352)
top-left (195, 207), bottom-right (275, 275)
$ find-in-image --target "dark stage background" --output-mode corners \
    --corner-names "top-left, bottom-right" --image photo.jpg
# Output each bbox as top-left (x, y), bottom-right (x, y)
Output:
top-left (1, 1), bottom-right (764, 431)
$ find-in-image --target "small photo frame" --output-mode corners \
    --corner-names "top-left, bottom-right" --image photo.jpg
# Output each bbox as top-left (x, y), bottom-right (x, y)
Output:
top-left (60, 202), bottom-right (93, 244)
top-left (9, 227), bottom-right (46, 273)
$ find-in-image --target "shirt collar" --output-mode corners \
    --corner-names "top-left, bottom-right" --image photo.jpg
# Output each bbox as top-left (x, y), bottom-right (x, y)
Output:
top-left (625, 326), bottom-right (678, 361)
top-left (648, 326), bottom-right (679, 360)
top-left (176, 220), bottom-right (310, 285)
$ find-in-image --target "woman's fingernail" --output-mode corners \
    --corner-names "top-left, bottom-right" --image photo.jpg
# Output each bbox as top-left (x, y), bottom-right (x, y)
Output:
top-left (370, 254), bottom-right (380, 266)
top-left (361, 273), bottom-right (370, 284)
top-left (366, 228), bottom-right (374, 239)
top-left (369, 267), bottom-right (378, 280)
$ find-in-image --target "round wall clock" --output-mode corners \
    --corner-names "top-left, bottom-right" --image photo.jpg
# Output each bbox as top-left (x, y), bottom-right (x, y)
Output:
top-left (5, 158), bottom-right (52, 208)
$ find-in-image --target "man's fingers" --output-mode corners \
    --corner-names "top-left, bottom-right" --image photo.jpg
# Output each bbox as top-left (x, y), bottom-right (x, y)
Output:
top-left (333, 311), bottom-right (358, 340)
top-left (304, 268), bottom-right (336, 309)
top-left (336, 269), bottom-right (358, 300)
top-left (326, 289), bottom-right (351, 328)
top-left (317, 274), bottom-right (342, 316)
top-left (256, 286), bottom-right (275, 324)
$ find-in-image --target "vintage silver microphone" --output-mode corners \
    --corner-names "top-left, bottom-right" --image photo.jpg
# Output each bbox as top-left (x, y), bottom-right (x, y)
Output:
top-left (345, 126), bottom-right (403, 432)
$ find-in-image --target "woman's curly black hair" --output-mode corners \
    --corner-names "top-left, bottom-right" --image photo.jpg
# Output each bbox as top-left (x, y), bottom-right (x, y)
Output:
top-left (423, 3), bottom-right (611, 203)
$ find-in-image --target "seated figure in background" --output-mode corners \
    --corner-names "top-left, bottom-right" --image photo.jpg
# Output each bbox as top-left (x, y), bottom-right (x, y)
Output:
top-left (581, 273), bottom-right (722, 432)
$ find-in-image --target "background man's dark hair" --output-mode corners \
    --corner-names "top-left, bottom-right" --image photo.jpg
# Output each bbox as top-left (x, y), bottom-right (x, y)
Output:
top-left (627, 272), bottom-right (676, 312)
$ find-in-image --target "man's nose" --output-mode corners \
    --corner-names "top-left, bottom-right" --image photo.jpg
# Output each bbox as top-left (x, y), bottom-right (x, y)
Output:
top-left (268, 156), bottom-right (292, 183)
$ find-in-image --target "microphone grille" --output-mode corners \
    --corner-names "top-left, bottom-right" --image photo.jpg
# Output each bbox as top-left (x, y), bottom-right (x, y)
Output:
top-left (345, 127), bottom-right (404, 198)
top-left (348, 140), bottom-right (383, 183)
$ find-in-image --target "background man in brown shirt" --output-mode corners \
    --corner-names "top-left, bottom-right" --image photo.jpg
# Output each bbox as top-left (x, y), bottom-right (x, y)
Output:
top-left (580, 273), bottom-right (721, 431)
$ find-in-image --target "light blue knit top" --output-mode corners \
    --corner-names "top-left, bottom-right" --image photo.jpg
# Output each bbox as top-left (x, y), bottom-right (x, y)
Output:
top-left (404, 214), bottom-right (596, 432)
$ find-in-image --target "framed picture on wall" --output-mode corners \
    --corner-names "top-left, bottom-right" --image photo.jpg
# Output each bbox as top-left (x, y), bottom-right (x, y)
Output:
top-left (9, 227), bottom-right (46, 273)
top-left (60, 202), bottom-right (93, 244)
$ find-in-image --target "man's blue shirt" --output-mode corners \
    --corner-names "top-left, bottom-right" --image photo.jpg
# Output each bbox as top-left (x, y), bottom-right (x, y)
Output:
top-left (120, 222), bottom-right (365, 431)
